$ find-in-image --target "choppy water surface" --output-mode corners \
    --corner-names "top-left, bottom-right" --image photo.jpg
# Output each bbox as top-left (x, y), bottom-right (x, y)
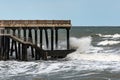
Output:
top-left (1, 27), bottom-right (120, 80)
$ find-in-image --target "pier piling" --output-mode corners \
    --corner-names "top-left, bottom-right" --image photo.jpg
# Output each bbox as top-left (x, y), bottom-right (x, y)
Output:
top-left (44, 29), bottom-right (49, 49)
top-left (55, 28), bottom-right (58, 49)
top-left (51, 28), bottom-right (54, 51)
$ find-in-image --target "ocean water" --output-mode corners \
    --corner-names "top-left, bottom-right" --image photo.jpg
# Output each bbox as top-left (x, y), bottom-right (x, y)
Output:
top-left (1, 27), bottom-right (120, 80)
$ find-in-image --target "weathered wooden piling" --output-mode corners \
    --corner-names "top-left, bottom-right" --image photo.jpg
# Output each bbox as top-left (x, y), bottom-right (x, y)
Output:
top-left (6, 37), bottom-right (10, 60)
top-left (51, 28), bottom-right (54, 51)
top-left (66, 29), bottom-right (70, 50)
top-left (55, 28), bottom-right (58, 49)
top-left (40, 28), bottom-right (43, 49)
top-left (17, 29), bottom-right (21, 60)
top-left (22, 44), bottom-right (27, 61)
top-left (28, 29), bottom-right (34, 58)
top-left (18, 43), bottom-right (21, 60)
top-left (44, 29), bottom-right (49, 49)
top-left (0, 20), bottom-right (74, 61)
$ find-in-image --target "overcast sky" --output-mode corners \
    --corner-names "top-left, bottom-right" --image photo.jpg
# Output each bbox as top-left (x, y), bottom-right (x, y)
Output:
top-left (0, 0), bottom-right (120, 26)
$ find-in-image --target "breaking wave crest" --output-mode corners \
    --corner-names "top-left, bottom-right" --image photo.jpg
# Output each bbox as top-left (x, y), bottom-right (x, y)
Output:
top-left (96, 33), bottom-right (120, 39)
top-left (97, 40), bottom-right (120, 46)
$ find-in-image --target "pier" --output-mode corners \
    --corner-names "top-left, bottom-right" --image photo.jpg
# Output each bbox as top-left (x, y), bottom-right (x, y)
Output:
top-left (0, 20), bottom-right (74, 61)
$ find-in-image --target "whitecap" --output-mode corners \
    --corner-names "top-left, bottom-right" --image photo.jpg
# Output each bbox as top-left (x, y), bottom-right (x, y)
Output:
top-left (96, 33), bottom-right (120, 39)
top-left (97, 40), bottom-right (120, 46)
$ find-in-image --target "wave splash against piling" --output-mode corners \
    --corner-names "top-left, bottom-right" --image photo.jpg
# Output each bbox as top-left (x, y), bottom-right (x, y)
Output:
top-left (67, 37), bottom-right (120, 62)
